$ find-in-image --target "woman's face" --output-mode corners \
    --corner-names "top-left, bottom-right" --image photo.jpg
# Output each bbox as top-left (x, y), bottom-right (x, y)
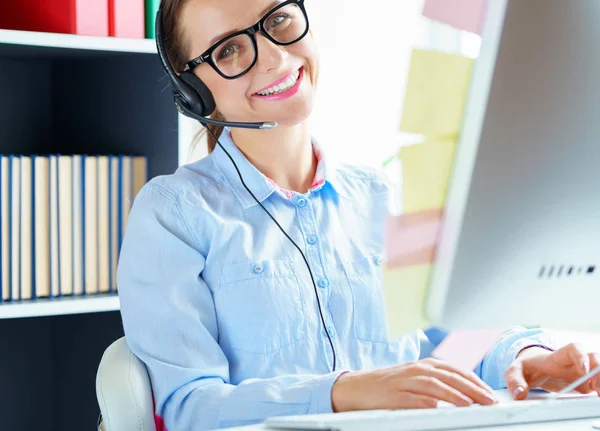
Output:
top-left (179, 0), bottom-right (319, 127)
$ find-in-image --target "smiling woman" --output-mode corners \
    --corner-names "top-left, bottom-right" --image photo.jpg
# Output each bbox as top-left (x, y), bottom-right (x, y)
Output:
top-left (114, 1), bottom-right (598, 430)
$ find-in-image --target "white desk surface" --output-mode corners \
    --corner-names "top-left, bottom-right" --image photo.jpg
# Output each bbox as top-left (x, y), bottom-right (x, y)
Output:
top-left (223, 390), bottom-right (600, 431)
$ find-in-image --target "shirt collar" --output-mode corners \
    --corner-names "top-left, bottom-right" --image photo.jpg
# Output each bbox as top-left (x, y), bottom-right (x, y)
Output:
top-left (211, 127), bottom-right (349, 209)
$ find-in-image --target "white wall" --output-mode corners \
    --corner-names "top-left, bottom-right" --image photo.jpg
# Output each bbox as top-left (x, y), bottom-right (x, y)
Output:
top-left (178, 1), bottom-right (481, 169)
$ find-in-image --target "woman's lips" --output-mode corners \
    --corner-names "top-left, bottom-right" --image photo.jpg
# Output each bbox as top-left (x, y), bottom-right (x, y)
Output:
top-left (253, 67), bottom-right (304, 101)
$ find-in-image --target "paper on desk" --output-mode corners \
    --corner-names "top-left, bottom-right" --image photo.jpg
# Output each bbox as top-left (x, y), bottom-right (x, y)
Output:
top-left (399, 49), bottom-right (474, 137)
top-left (383, 264), bottom-right (432, 337)
top-left (399, 138), bottom-right (458, 213)
top-left (385, 211), bottom-right (443, 269)
top-left (423, 0), bottom-right (488, 35)
top-left (493, 388), bottom-right (599, 403)
top-left (431, 328), bottom-right (506, 371)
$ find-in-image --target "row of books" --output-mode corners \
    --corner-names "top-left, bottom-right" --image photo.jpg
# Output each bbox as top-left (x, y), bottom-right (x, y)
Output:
top-left (0, 0), bottom-right (160, 39)
top-left (0, 154), bottom-right (148, 302)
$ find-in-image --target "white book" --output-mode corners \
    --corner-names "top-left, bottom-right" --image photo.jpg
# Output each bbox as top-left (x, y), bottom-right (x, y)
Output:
top-left (110, 157), bottom-right (119, 292)
top-left (84, 156), bottom-right (98, 295)
top-left (120, 156), bottom-right (132, 243)
top-left (34, 157), bottom-right (50, 298)
top-left (97, 156), bottom-right (110, 293)
top-left (132, 156), bottom-right (148, 201)
top-left (10, 156), bottom-right (20, 301)
top-left (1, 156), bottom-right (9, 301)
top-left (49, 156), bottom-right (59, 298)
top-left (72, 155), bottom-right (84, 296)
top-left (58, 156), bottom-right (73, 296)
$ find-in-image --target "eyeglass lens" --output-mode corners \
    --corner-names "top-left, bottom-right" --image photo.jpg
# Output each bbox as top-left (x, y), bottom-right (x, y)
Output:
top-left (211, 3), bottom-right (307, 78)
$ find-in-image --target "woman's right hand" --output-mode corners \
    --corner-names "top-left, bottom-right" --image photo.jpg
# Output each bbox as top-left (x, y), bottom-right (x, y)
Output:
top-left (331, 358), bottom-right (499, 412)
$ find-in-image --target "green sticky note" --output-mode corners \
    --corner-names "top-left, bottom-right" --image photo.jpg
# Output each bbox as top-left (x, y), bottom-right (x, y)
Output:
top-left (383, 264), bottom-right (433, 338)
top-left (400, 49), bottom-right (474, 136)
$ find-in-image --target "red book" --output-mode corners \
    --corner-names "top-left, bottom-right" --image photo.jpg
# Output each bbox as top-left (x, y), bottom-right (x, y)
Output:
top-left (108, 0), bottom-right (145, 38)
top-left (0, 0), bottom-right (108, 36)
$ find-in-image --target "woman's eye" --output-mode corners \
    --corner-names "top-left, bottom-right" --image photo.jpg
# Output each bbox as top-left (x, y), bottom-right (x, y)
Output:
top-left (267, 14), bottom-right (289, 30)
top-left (218, 45), bottom-right (237, 60)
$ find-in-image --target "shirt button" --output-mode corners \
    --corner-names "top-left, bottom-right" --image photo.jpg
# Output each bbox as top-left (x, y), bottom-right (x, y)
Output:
top-left (296, 198), bottom-right (307, 208)
top-left (374, 255), bottom-right (383, 266)
top-left (317, 278), bottom-right (329, 289)
top-left (252, 264), bottom-right (264, 274)
top-left (326, 327), bottom-right (335, 337)
top-left (307, 235), bottom-right (318, 245)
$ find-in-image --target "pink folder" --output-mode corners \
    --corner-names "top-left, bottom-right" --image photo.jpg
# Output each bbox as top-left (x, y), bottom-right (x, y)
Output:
top-left (109, 0), bottom-right (145, 38)
top-left (423, 0), bottom-right (488, 35)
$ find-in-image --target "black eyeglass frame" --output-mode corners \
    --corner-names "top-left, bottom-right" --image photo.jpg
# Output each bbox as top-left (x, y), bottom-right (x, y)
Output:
top-left (182, 0), bottom-right (309, 80)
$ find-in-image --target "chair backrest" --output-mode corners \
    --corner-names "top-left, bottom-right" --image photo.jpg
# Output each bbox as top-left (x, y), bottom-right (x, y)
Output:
top-left (96, 336), bottom-right (157, 431)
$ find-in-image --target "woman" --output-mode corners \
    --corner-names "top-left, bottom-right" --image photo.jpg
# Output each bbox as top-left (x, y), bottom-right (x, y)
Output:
top-left (117, 0), bottom-right (600, 430)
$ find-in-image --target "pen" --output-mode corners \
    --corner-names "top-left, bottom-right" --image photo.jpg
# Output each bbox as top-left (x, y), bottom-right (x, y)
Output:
top-left (549, 365), bottom-right (600, 399)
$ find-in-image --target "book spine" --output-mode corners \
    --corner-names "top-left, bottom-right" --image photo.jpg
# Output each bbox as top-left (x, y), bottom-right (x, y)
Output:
top-left (74, 0), bottom-right (109, 36)
top-left (145, 0), bottom-right (161, 38)
top-left (109, 0), bottom-right (145, 38)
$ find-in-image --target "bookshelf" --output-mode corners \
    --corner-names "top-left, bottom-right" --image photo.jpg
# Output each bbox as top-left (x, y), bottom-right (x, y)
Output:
top-left (0, 29), bottom-right (179, 431)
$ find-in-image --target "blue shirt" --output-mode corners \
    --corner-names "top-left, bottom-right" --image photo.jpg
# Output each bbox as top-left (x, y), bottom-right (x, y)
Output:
top-left (117, 128), bottom-right (553, 431)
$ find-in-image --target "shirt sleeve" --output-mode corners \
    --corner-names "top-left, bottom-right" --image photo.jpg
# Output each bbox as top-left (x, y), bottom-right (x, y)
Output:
top-left (475, 326), bottom-right (556, 389)
top-left (117, 183), bottom-right (347, 431)
top-left (417, 326), bottom-right (555, 389)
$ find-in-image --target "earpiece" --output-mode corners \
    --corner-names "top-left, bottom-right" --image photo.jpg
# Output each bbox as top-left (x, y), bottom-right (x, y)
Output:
top-left (178, 72), bottom-right (216, 117)
top-left (154, 7), bottom-right (275, 130)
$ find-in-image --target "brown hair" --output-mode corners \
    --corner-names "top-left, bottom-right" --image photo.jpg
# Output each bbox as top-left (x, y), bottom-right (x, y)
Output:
top-left (160, 0), bottom-right (224, 153)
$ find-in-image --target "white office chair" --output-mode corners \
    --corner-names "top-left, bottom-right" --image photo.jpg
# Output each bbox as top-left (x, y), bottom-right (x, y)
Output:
top-left (96, 336), bottom-right (157, 431)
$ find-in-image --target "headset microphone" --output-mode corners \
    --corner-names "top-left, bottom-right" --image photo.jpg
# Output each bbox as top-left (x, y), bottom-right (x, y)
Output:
top-left (173, 94), bottom-right (277, 130)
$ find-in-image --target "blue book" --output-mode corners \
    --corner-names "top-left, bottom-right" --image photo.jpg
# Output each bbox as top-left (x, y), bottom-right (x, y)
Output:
top-left (72, 155), bottom-right (84, 296)
top-left (9, 155), bottom-right (21, 301)
top-left (48, 155), bottom-right (60, 298)
top-left (109, 156), bottom-right (119, 293)
top-left (0, 156), bottom-right (9, 302)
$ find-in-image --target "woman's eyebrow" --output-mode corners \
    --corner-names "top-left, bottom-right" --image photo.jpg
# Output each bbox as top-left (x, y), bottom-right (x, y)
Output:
top-left (208, 0), bottom-right (283, 46)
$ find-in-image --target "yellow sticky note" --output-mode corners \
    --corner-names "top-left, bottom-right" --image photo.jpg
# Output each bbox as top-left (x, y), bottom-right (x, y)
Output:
top-left (399, 138), bottom-right (457, 213)
top-left (383, 264), bottom-right (432, 338)
top-left (400, 49), bottom-right (474, 136)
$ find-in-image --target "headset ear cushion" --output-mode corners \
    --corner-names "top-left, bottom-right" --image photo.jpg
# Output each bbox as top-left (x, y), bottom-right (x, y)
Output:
top-left (179, 72), bottom-right (216, 117)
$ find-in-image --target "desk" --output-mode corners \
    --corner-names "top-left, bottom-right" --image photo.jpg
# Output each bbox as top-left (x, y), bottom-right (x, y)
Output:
top-left (222, 331), bottom-right (600, 431)
top-left (226, 419), bottom-right (600, 431)
top-left (223, 390), bottom-right (600, 431)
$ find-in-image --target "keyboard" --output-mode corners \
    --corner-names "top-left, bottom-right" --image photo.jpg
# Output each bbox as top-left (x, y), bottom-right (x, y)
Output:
top-left (264, 396), bottom-right (600, 431)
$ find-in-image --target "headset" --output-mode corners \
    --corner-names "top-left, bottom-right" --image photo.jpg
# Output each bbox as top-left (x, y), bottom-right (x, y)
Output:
top-left (154, 7), bottom-right (338, 372)
top-left (154, 9), bottom-right (276, 130)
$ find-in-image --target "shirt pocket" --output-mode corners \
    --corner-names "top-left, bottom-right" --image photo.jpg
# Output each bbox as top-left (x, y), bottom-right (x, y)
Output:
top-left (344, 254), bottom-right (392, 344)
top-left (215, 259), bottom-right (306, 354)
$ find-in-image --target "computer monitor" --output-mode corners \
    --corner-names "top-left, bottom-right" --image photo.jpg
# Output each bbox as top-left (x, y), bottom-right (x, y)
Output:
top-left (425, 0), bottom-right (600, 331)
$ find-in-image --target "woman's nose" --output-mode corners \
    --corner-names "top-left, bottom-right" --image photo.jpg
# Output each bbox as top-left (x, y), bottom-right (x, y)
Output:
top-left (254, 32), bottom-right (288, 74)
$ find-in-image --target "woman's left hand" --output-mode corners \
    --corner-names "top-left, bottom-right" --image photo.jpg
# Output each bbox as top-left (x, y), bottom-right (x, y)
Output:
top-left (504, 343), bottom-right (600, 400)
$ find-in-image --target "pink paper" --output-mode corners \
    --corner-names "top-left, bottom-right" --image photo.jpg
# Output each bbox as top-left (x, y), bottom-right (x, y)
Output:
top-left (385, 211), bottom-right (443, 268)
top-left (423, 0), bottom-right (488, 35)
top-left (431, 328), bottom-right (505, 371)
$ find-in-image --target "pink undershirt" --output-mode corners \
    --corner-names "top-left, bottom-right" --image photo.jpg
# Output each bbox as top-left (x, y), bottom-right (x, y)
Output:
top-left (265, 146), bottom-right (326, 199)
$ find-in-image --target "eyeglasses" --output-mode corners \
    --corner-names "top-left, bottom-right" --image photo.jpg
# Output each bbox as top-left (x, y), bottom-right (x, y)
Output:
top-left (183, 0), bottom-right (309, 80)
